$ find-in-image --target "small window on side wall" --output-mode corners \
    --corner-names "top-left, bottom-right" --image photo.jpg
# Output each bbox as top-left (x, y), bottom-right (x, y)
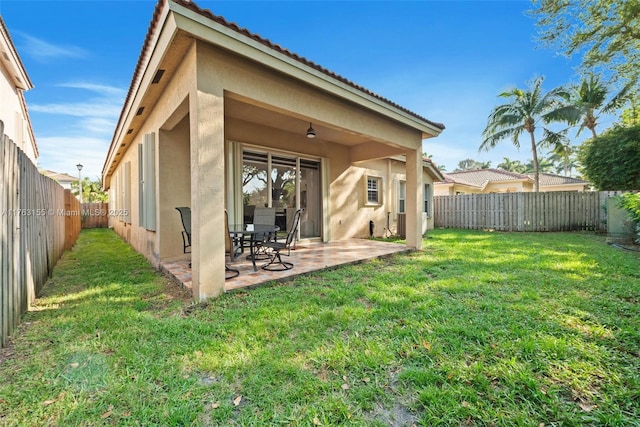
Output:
top-left (398, 180), bottom-right (406, 213)
top-left (366, 176), bottom-right (382, 206)
top-left (424, 183), bottom-right (431, 216)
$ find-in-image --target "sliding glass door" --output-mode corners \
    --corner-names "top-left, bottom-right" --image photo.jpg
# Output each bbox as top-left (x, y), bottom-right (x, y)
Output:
top-left (299, 159), bottom-right (321, 238)
top-left (242, 150), bottom-right (322, 239)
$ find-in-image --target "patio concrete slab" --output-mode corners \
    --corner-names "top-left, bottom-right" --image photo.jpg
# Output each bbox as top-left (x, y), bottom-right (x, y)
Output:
top-left (160, 239), bottom-right (409, 293)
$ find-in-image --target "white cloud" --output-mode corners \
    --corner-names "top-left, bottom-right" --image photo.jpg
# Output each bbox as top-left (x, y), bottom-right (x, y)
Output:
top-left (29, 102), bottom-right (122, 119)
top-left (17, 33), bottom-right (88, 62)
top-left (57, 82), bottom-right (127, 98)
top-left (36, 136), bottom-right (109, 181)
top-left (29, 82), bottom-right (125, 180)
top-left (79, 117), bottom-right (117, 135)
top-left (30, 82), bottom-right (125, 121)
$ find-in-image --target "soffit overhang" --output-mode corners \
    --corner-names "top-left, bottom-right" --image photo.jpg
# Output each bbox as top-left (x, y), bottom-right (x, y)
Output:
top-left (103, 0), bottom-right (445, 188)
top-left (0, 16), bottom-right (32, 91)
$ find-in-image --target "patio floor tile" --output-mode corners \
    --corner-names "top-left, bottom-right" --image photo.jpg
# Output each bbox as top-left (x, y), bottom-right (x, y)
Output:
top-left (160, 239), bottom-right (409, 293)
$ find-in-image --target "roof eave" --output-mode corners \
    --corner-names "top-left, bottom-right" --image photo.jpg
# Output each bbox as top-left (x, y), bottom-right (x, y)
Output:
top-left (171, 0), bottom-right (444, 136)
top-left (0, 16), bottom-right (33, 90)
top-left (102, 0), bottom-right (173, 188)
top-left (103, 0), bottom-right (446, 186)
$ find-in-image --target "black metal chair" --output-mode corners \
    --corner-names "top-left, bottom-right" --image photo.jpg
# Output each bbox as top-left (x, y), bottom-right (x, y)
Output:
top-left (261, 209), bottom-right (302, 271)
top-left (225, 210), bottom-right (241, 279)
top-left (250, 207), bottom-right (276, 259)
top-left (175, 207), bottom-right (191, 253)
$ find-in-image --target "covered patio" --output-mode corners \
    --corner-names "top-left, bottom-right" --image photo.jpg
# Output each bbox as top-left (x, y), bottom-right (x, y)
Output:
top-left (160, 239), bottom-right (409, 291)
top-left (102, 0), bottom-right (444, 300)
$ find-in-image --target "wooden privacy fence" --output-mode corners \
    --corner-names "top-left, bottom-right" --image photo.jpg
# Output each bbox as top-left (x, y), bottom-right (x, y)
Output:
top-left (1, 136), bottom-right (81, 348)
top-left (81, 202), bottom-right (110, 228)
top-left (434, 191), bottom-right (622, 232)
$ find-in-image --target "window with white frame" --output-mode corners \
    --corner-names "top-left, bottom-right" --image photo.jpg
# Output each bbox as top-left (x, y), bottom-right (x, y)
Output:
top-left (424, 183), bottom-right (431, 216)
top-left (366, 176), bottom-right (382, 205)
top-left (398, 180), bottom-right (406, 213)
top-left (138, 132), bottom-right (156, 231)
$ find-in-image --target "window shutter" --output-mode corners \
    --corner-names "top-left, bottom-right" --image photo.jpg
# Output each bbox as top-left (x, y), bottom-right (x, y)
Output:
top-left (138, 143), bottom-right (145, 226)
top-left (124, 161), bottom-right (131, 224)
top-left (144, 132), bottom-right (156, 231)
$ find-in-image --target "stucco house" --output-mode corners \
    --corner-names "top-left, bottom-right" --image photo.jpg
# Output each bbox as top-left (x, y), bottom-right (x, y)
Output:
top-left (527, 173), bottom-right (591, 192)
top-left (434, 169), bottom-right (590, 195)
top-left (352, 156), bottom-right (444, 237)
top-left (40, 170), bottom-right (79, 190)
top-left (101, 0), bottom-right (445, 299)
top-left (0, 15), bottom-right (38, 163)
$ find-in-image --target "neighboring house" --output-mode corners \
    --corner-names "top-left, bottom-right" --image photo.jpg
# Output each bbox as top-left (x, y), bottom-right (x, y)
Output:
top-left (40, 169), bottom-right (79, 190)
top-left (434, 169), bottom-right (590, 195)
top-left (0, 15), bottom-right (38, 163)
top-left (101, 0), bottom-right (445, 299)
top-left (526, 173), bottom-right (591, 192)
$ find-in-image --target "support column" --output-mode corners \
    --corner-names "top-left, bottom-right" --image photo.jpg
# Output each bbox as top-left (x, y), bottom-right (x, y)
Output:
top-left (190, 86), bottom-right (226, 299)
top-left (405, 146), bottom-right (423, 250)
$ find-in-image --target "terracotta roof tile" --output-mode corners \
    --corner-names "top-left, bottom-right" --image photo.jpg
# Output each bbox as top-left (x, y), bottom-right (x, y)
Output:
top-left (441, 168), bottom-right (532, 187)
top-left (526, 173), bottom-right (589, 186)
top-left (40, 169), bottom-right (78, 181)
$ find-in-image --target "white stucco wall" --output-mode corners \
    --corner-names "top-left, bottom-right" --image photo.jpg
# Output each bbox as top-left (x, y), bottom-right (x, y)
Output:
top-left (0, 64), bottom-right (37, 162)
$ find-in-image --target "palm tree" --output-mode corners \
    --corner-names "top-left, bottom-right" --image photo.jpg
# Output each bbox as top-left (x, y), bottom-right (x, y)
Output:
top-left (524, 157), bottom-right (555, 174)
top-left (497, 157), bottom-right (526, 173)
top-left (573, 73), bottom-right (632, 138)
top-left (481, 76), bottom-right (580, 192)
top-left (553, 156), bottom-right (581, 177)
top-left (548, 143), bottom-right (578, 177)
top-left (71, 177), bottom-right (108, 203)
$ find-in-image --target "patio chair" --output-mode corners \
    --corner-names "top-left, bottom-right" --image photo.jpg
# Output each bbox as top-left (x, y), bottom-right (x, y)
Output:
top-left (249, 207), bottom-right (276, 258)
top-left (175, 207), bottom-right (191, 253)
top-left (261, 208), bottom-right (302, 271)
top-left (225, 210), bottom-right (242, 279)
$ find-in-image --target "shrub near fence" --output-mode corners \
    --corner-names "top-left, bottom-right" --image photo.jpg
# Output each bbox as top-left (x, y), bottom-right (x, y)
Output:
top-left (434, 191), bottom-right (622, 232)
top-left (1, 136), bottom-right (80, 348)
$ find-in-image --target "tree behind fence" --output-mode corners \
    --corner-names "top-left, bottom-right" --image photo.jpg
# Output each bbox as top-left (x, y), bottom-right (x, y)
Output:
top-left (1, 137), bottom-right (80, 348)
top-left (434, 192), bottom-right (622, 232)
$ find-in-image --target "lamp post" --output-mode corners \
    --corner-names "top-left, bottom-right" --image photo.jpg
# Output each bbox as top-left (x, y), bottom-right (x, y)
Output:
top-left (76, 163), bottom-right (83, 204)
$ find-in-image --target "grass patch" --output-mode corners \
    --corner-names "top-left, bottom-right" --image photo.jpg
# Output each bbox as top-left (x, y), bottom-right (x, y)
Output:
top-left (1, 228), bottom-right (638, 426)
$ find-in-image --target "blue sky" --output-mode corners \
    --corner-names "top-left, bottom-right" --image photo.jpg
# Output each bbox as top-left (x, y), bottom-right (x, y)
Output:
top-left (1, 0), bottom-right (596, 180)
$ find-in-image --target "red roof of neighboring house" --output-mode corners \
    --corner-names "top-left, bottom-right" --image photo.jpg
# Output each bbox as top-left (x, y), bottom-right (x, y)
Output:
top-left (440, 168), bottom-right (532, 187)
top-left (438, 169), bottom-right (590, 190)
top-left (40, 169), bottom-right (78, 182)
top-left (526, 173), bottom-right (590, 187)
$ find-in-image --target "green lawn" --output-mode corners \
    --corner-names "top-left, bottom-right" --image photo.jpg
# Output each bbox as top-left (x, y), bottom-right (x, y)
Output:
top-left (1, 228), bottom-right (638, 426)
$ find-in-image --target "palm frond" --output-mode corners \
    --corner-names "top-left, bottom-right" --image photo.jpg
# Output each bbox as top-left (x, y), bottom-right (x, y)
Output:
top-left (539, 128), bottom-right (569, 151)
top-left (543, 104), bottom-right (582, 125)
top-left (601, 80), bottom-right (633, 114)
top-left (480, 126), bottom-right (523, 151)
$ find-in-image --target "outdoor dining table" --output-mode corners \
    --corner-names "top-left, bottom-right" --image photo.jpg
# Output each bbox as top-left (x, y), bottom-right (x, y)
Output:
top-left (228, 224), bottom-right (279, 271)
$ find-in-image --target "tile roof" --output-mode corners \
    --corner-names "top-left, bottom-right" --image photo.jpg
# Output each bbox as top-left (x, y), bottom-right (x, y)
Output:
top-left (526, 173), bottom-right (589, 186)
top-left (120, 0), bottom-right (445, 134)
top-left (441, 168), bottom-right (532, 187)
top-left (40, 169), bottom-right (78, 182)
